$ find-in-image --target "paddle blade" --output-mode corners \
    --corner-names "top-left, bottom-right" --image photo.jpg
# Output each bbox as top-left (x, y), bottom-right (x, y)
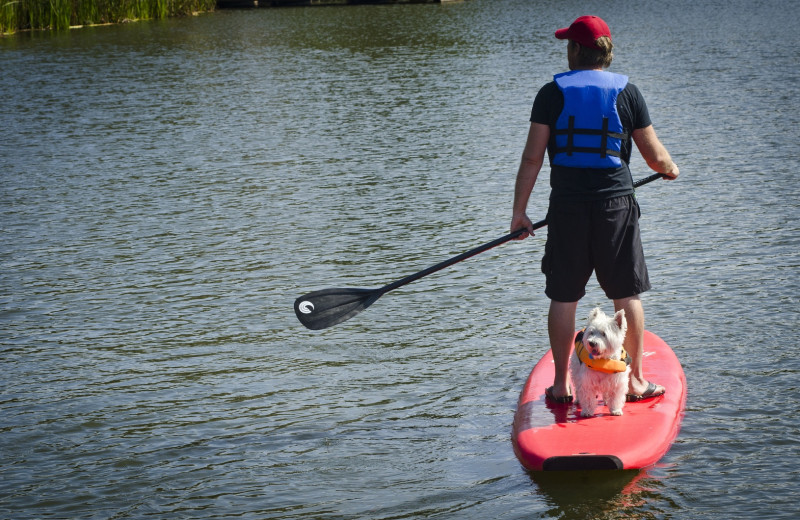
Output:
top-left (294, 288), bottom-right (384, 330)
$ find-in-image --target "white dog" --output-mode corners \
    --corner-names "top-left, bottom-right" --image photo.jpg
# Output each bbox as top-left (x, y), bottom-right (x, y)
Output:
top-left (570, 308), bottom-right (630, 417)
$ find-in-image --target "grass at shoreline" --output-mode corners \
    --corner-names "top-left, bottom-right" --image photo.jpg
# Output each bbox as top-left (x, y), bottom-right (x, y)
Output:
top-left (1, 0), bottom-right (217, 34)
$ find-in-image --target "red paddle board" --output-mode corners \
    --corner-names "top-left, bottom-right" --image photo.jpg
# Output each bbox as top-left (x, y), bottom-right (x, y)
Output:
top-left (512, 330), bottom-right (686, 471)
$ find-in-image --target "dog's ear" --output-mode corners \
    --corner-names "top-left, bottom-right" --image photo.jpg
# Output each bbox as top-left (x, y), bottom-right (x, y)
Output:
top-left (589, 307), bottom-right (602, 321)
top-left (614, 309), bottom-right (627, 330)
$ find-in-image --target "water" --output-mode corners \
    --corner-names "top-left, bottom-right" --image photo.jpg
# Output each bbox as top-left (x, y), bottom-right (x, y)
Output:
top-left (1, 0), bottom-right (798, 518)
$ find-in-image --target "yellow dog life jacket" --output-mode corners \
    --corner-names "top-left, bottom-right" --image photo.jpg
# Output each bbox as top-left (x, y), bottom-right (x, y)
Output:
top-left (575, 329), bottom-right (631, 374)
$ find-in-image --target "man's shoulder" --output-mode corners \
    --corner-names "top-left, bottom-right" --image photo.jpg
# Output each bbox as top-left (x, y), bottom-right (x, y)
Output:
top-left (535, 80), bottom-right (562, 101)
top-left (617, 81), bottom-right (651, 129)
top-left (531, 80), bottom-right (564, 124)
top-left (539, 79), bottom-right (560, 92)
top-left (620, 81), bottom-right (644, 100)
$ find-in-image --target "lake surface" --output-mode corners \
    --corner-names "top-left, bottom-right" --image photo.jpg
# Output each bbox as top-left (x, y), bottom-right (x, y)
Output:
top-left (2, 0), bottom-right (798, 518)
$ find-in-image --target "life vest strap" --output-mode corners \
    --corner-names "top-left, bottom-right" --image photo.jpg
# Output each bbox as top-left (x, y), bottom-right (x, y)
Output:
top-left (553, 116), bottom-right (629, 158)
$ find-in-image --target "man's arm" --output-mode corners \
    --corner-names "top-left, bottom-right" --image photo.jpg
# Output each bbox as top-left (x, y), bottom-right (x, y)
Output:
top-left (511, 122), bottom-right (550, 239)
top-left (632, 125), bottom-right (679, 179)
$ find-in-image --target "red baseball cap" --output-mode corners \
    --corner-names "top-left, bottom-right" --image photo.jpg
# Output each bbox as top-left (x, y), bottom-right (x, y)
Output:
top-left (555, 15), bottom-right (611, 49)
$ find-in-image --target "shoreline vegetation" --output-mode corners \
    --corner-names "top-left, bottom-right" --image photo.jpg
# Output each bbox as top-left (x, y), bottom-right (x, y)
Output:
top-left (1, 0), bottom-right (218, 34)
top-left (1, 0), bottom-right (451, 35)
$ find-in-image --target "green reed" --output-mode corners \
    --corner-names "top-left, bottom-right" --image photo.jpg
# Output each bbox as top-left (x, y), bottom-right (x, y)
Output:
top-left (1, 0), bottom-right (217, 34)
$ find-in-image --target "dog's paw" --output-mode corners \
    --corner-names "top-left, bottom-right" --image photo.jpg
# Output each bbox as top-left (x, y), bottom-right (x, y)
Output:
top-left (580, 410), bottom-right (595, 418)
top-left (610, 409), bottom-right (623, 416)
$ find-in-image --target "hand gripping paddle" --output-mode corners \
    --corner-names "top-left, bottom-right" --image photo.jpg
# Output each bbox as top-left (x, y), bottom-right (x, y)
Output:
top-left (295, 173), bottom-right (666, 330)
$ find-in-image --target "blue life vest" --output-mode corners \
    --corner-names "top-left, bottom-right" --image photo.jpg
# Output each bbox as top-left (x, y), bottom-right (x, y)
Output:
top-left (552, 70), bottom-right (629, 169)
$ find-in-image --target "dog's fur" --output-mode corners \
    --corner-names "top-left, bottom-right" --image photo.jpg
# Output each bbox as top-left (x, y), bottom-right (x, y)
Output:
top-left (571, 307), bottom-right (630, 417)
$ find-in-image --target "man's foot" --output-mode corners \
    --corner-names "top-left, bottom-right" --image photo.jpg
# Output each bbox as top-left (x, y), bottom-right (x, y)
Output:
top-left (626, 381), bottom-right (665, 402)
top-left (545, 386), bottom-right (573, 404)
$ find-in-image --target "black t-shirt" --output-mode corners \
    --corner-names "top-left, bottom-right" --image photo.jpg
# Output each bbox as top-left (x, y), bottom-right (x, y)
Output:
top-left (530, 78), bottom-right (652, 201)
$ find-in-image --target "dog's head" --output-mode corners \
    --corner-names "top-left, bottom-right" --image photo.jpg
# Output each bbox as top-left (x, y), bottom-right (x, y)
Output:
top-left (582, 307), bottom-right (627, 359)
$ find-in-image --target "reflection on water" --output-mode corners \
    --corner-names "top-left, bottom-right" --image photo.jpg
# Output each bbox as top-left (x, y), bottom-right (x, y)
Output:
top-left (1, 0), bottom-right (799, 518)
top-left (533, 470), bottom-right (639, 511)
top-left (531, 468), bottom-right (678, 519)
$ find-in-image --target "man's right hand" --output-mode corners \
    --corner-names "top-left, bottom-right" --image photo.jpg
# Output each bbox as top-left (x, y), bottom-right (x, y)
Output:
top-left (663, 162), bottom-right (680, 180)
top-left (511, 214), bottom-right (535, 240)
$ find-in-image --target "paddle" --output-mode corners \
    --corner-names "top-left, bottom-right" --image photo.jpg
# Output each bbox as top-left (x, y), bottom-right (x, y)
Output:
top-left (295, 173), bottom-right (666, 330)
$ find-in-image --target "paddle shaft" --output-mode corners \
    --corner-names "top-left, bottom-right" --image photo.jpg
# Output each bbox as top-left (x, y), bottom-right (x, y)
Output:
top-left (377, 223), bottom-right (539, 296)
top-left (376, 172), bottom-right (664, 296)
top-left (294, 172), bottom-right (666, 330)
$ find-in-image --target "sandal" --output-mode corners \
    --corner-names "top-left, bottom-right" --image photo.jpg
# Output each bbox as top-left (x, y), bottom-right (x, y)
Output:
top-left (545, 386), bottom-right (573, 404)
top-left (626, 381), bottom-right (665, 402)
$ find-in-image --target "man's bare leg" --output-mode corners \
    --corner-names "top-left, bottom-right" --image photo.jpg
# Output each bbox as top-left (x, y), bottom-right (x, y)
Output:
top-left (613, 295), bottom-right (665, 397)
top-left (548, 300), bottom-right (578, 399)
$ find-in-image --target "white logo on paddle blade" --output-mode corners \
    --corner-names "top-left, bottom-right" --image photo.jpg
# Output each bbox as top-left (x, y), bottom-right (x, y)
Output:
top-left (298, 301), bottom-right (314, 314)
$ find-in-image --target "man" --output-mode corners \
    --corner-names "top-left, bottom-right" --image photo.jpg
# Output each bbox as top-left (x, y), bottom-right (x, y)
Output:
top-left (510, 15), bottom-right (679, 403)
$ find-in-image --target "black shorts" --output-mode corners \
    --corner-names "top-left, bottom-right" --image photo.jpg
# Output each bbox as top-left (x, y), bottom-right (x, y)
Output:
top-left (541, 195), bottom-right (651, 302)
